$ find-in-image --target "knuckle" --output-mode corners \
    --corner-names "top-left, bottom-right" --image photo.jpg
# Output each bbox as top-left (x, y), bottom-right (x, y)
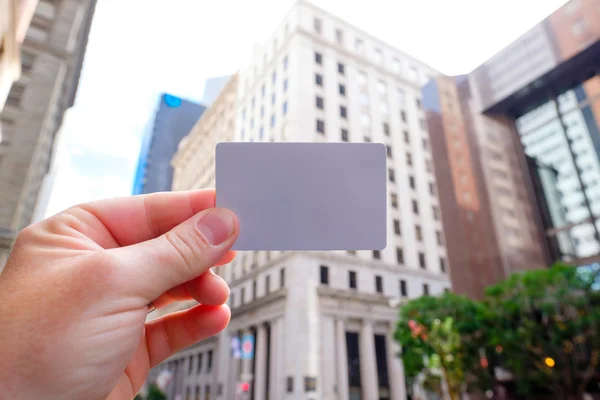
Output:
top-left (163, 230), bottom-right (208, 276)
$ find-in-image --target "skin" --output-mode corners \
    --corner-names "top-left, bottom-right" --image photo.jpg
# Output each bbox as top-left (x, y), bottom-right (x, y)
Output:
top-left (0, 189), bottom-right (239, 400)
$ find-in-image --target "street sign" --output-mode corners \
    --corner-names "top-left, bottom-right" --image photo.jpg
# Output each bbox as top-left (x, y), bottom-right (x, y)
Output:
top-left (241, 334), bottom-right (255, 360)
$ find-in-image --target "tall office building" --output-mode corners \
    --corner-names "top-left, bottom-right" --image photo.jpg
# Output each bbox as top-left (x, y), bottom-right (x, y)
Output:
top-left (423, 0), bottom-right (600, 298)
top-left (0, 0), bottom-right (97, 270)
top-left (150, 2), bottom-right (450, 399)
top-left (132, 93), bottom-right (206, 195)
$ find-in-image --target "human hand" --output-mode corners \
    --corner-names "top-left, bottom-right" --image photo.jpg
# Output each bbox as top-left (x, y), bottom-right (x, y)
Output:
top-left (0, 189), bottom-right (239, 400)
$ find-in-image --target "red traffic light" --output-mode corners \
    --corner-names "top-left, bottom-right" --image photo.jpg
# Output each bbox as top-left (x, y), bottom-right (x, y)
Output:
top-left (241, 382), bottom-right (250, 392)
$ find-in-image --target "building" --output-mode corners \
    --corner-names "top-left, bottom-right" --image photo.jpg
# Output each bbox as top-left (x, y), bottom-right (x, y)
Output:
top-left (0, 0), bottom-right (97, 270)
top-left (150, 1), bottom-right (451, 399)
top-left (132, 93), bottom-right (206, 195)
top-left (0, 0), bottom-right (38, 112)
top-left (422, 0), bottom-right (600, 299)
top-left (202, 75), bottom-right (232, 107)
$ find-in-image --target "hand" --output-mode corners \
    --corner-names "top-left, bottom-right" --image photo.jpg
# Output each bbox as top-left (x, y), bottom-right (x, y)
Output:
top-left (0, 189), bottom-right (239, 400)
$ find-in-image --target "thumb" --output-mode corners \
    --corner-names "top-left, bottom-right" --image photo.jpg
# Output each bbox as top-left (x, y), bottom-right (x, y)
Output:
top-left (109, 208), bottom-right (239, 302)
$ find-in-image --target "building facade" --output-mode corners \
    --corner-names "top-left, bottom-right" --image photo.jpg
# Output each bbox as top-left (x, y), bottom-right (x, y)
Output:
top-left (0, 0), bottom-right (97, 270)
top-left (152, 1), bottom-right (451, 399)
top-left (132, 94), bottom-right (206, 195)
top-left (423, 0), bottom-right (600, 298)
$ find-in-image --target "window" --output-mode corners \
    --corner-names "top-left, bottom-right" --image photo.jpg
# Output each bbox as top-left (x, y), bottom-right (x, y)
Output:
top-left (339, 84), bottom-right (346, 96)
top-left (383, 123), bottom-right (390, 136)
top-left (386, 145), bottom-right (392, 158)
top-left (571, 19), bottom-right (586, 36)
top-left (349, 270), bottom-right (357, 289)
top-left (396, 247), bottom-right (404, 264)
top-left (394, 219), bottom-right (401, 235)
top-left (429, 182), bottom-right (436, 196)
top-left (316, 96), bottom-right (324, 109)
top-left (355, 38), bottom-right (364, 53)
top-left (188, 356), bottom-right (194, 374)
top-left (400, 279), bottom-right (408, 297)
top-left (207, 350), bottom-right (213, 371)
top-left (378, 80), bottom-right (387, 96)
top-left (272, 71), bottom-right (277, 84)
top-left (271, 114), bottom-right (276, 127)
top-left (315, 52), bottom-right (322, 64)
top-left (440, 258), bottom-right (446, 273)
top-left (373, 250), bottom-right (381, 260)
top-left (392, 58), bottom-right (401, 73)
top-left (341, 129), bottom-right (349, 142)
top-left (283, 101), bottom-right (288, 115)
top-left (26, 24), bottom-right (49, 41)
top-left (283, 55), bottom-right (288, 69)
top-left (284, 79), bottom-right (288, 92)
top-left (266, 275), bottom-right (271, 293)
top-left (391, 193), bottom-right (398, 208)
top-left (436, 231), bottom-right (444, 246)
top-left (197, 353), bottom-right (203, 374)
top-left (423, 283), bottom-right (430, 295)
top-left (403, 130), bottom-right (410, 144)
top-left (398, 88), bottom-right (406, 106)
top-left (375, 276), bottom-right (383, 293)
top-left (432, 206), bottom-right (439, 220)
top-left (320, 265), bottom-right (329, 285)
top-left (359, 93), bottom-right (369, 107)
top-left (409, 66), bottom-right (418, 81)
top-left (21, 50), bottom-right (36, 74)
top-left (416, 225), bottom-right (423, 241)
top-left (409, 175), bottom-right (415, 189)
top-left (230, 291), bottom-right (235, 307)
top-left (251, 96), bottom-right (256, 108)
top-left (412, 200), bottom-right (419, 214)
top-left (260, 126), bottom-right (264, 139)
top-left (336, 28), bottom-right (344, 44)
top-left (358, 71), bottom-right (367, 86)
top-left (423, 138), bottom-right (429, 150)
top-left (416, 98), bottom-right (422, 109)
top-left (463, 191), bottom-right (471, 203)
top-left (314, 18), bottom-right (322, 33)
top-left (252, 280), bottom-right (257, 300)
top-left (389, 168), bottom-right (395, 183)
top-left (340, 106), bottom-right (347, 119)
top-left (364, 136), bottom-right (371, 142)
top-left (261, 84), bottom-right (266, 97)
top-left (287, 377), bottom-right (294, 393)
top-left (280, 267), bottom-right (285, 288)
top-left (406, 153), bottom-right (413, 166)
top-left (375, 48), bottom-right (383, 64)
top-left (420, 119), bottom-right (427, 130)
top-left (316, 119), bottom-right (325, 134)
top-left (241, 287), bottom-right (246, 304)
top-left (315, 73), bottom-right (323, 86)
top-left (338, 62), bottom-right (345, 75)
top-left (272, 93), bottom-right (276, 105)
top-left (6, 83), bottom-right (25, 108)
top-left (195, 386), bottom-right (200, 400)
top-left (419, 253), bottom-right (426, 269)
top-left (380, 103), bottom-right (389, 115)
top-left (260, 106), bottom-right (265, 117)
top-left (400, 110), bottom-right (407, 122)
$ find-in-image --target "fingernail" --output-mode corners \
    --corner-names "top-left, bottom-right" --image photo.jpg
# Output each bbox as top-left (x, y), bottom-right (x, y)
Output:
top-left (197, 209), bottom-right (235, 246)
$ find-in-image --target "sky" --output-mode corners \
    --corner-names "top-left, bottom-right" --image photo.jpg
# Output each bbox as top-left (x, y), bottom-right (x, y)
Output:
top-left (42, 0), bottom-right (568, 218)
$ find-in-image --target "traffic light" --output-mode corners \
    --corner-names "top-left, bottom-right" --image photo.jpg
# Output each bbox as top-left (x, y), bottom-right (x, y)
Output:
top-left (241, 382), bottom-right (250, 392)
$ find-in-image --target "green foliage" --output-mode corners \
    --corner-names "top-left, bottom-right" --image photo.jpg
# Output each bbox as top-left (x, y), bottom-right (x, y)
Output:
top-left (394, 292), bottom-right (494, 398)
top-left (485, 263), bottom-right (600, 398)
top-left (146, 384), bottom-right (167, 400)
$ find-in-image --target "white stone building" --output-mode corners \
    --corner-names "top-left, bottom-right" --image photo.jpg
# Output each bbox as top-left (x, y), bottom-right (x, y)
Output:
top-left (152, 2), bottom-right (451, 399)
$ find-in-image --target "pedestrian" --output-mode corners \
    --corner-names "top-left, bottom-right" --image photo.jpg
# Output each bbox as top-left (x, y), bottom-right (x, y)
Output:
top-left (0, 189), bottom-right (239, 400)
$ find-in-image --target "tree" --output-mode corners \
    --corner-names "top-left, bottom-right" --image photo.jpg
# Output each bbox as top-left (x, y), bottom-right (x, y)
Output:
top-left (146, 384), bottom-right (167, 400)
top-left (485, 263), bottom-right (600, 400)
top-left (394, 292), bottom-right (493, 399)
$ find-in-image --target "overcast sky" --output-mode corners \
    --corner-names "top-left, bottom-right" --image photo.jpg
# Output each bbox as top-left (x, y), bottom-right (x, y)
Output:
top-left (42, 0), bottom-right (568, 218)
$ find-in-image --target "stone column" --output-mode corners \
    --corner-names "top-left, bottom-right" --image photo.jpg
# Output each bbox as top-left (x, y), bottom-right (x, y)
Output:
top-left (335, 319), bottom-right (349, 400)
top-left (269, 319), bottom-right (281, 400)
top-left (387, 332), bottom-right (407, 400)
top-left (359, 319), bottom-right (379, 400)
top-left (254, 323), bottom-right (268, 400)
